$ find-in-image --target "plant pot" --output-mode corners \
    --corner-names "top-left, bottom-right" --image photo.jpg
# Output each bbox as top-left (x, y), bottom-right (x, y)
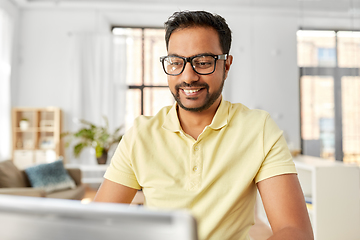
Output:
top-left (96, 151), bottom-right (108, 165)
top-left (19, 120), bottom-right (29, 131)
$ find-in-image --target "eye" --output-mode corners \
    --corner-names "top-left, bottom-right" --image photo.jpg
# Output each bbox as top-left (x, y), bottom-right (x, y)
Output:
top-left (193, 57), bottom-right (214, 68)
top-left (166, 57), bottom-right (183, 66)
top-left (195, 61), bottom-right (212, 66)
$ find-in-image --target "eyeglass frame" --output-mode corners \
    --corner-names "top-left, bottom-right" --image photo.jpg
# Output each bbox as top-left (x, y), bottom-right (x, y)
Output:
top-left (159, 54), bottom-right (228, 76)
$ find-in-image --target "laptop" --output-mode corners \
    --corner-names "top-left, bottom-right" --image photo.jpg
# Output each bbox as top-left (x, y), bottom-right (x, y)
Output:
top-left (0, 195), bottom-right (198, 240)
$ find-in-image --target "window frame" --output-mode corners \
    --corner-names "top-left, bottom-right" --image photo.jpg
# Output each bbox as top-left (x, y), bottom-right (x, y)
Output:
top-left (298, 28), bottom-right (360, 162)
top-left (111, 26), bottom-right (169, 115)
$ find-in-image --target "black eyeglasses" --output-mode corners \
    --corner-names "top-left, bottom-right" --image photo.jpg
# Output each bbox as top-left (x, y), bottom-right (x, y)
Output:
top-left (160, 54), bottom-right (228, 76)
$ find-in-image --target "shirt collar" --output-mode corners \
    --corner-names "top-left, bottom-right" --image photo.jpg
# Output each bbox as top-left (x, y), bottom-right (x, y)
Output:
top-left (162, 102), bottom-right (182, 133)
top-left (162, 100), bottom-right (229, 132)
top-left (208, 99), bottom-right (229, 130)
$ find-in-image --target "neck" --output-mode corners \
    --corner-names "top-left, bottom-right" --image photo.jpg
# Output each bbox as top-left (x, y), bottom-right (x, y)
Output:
top-left (177, 97), bottom-right (222, 140)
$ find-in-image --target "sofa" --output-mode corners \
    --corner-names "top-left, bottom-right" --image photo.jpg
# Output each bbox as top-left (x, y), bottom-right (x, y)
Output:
top-left (0, 160), bottom-right (86, 200)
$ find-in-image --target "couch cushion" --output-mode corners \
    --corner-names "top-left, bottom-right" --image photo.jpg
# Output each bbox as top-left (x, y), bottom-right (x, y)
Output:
top-left (0, 160), bottom-right (28, 188)
top-left (46, 184), bottom-right (86, 200)
top-left (25, 160), bottom-right (76, 193)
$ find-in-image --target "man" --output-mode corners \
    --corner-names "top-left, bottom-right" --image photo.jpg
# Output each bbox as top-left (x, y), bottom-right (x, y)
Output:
top-left (94, 11), bottom-right (313, 240)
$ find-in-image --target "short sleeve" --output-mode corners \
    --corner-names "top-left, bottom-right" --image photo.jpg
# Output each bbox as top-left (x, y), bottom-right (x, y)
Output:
top-left (103, 126), bottom-right (141, 190)
top-left (255, 114), bottom-right (297, 183)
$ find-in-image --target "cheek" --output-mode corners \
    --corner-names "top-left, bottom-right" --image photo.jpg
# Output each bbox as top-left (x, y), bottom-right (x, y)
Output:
top-left (209, 73), bottom-right (224, 87)
top-left (167, 77), bottom-right (176, 91)
top-left (211, 65), bottom-right (224, 80)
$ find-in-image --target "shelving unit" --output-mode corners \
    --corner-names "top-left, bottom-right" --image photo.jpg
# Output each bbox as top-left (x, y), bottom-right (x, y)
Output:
top-left (12, 107), bottom-right (62, 169)
top-left (294, 155), bottom-right (360, 240)
top-left (255, 155), bottom-right (360, 239)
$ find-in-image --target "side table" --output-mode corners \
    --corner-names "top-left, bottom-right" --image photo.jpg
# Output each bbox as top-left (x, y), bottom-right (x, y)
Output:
top-left (65, 164), bottom-right (109, 184)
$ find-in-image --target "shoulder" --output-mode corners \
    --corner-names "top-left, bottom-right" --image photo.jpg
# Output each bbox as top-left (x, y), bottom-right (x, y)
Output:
top-left (226, 101), bottom-right (270, 126)
top-left (120, 105), bottom-right (173, 147)
top-left (128, 105), bottom-right (173, 137)
top-left (228, 103), bottom-right (284, 143)
top-left (133, 105), bottom-right (172, 127)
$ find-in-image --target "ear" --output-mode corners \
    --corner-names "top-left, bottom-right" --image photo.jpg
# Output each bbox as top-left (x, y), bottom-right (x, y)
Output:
top-left (224, 55), bottom-right (233, 80)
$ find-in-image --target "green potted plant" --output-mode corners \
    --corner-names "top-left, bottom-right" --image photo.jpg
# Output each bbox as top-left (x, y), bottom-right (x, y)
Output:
top-left (62, 117), bottom-right (123, 164)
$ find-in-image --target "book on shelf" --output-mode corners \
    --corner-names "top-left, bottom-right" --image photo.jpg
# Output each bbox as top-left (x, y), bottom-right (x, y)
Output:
top-left (304, 196), bottom-right (312, 204)
top-left (304, 196), bottom-right (313, 210)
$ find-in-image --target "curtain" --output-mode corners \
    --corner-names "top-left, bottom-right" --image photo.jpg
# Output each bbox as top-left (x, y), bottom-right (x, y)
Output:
top-left (69, 33), bottom-right (127, 164)
top-left (0, 8), bottom-right (13, 161)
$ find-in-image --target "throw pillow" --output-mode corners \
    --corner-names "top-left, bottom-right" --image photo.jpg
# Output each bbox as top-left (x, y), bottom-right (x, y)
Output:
top-left (0, 160), bottom-right (28, 188)
top-left (25, 160), bottom-right (76, 193)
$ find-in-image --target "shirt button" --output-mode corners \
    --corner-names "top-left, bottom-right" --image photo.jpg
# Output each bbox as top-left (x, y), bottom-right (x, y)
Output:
top-left (194, 146), bottom-right (199, 151)
top-left (193, 166), bottom-right (198, 172)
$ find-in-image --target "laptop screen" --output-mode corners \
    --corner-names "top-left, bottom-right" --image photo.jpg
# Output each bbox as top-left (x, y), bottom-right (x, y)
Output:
top-left (0, 195), bottom-right (198, 240)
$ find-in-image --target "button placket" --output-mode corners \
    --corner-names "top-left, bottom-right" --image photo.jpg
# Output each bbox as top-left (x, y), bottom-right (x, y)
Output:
top-left (188, 142), bottom-right (202, 190)
top-left (192, 144), bottom-right (200, 174)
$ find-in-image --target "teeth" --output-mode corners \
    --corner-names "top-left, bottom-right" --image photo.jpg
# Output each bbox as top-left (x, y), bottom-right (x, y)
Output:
top-left (183, 89), bottom-right (200, 94)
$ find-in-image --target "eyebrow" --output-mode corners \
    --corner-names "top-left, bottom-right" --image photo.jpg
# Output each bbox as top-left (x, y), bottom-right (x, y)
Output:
top-left (167, 52), bottom-right (217, 58)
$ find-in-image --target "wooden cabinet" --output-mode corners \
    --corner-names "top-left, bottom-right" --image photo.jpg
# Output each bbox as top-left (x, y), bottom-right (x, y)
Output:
top-left (12, 107), bottom-right (62, 169)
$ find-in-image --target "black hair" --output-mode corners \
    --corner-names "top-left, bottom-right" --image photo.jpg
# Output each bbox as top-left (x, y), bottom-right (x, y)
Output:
top-left (164, 10), bottom-right (232, 54)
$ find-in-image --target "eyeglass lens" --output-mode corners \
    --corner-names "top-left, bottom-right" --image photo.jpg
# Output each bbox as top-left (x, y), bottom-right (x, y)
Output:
top-left (163, 55), bottom-right (216, 75)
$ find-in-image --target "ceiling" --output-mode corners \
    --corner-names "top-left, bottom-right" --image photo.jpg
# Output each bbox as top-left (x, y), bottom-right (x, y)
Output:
top-left (9, 0), bottom-right (360, 14)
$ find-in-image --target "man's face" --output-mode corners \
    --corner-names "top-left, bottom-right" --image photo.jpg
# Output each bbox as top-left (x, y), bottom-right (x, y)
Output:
top-left (167, 26), bottom-right (232, 112)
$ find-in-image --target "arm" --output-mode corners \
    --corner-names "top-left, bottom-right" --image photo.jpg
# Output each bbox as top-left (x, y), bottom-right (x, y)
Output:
top-left (257, 174), bottom-right (314, 240)
top-left (93, 178), bottom-right (138, 204)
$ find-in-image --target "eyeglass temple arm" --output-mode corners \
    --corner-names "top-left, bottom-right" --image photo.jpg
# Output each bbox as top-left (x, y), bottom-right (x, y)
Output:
top-left (217, 54), bottom-right (228, 60)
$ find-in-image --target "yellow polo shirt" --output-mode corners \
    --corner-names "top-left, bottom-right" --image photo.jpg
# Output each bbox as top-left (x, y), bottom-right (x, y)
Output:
top-left (104, 100), bottom-right (297, 240)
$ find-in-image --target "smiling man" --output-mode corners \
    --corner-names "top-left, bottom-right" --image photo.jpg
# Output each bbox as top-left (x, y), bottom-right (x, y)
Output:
top-left (94, 11), bottom-right (313, 240)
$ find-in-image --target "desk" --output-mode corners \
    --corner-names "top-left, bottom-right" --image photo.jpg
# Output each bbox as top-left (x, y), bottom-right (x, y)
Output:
top-left (65, 164), bottom-right (109, 184)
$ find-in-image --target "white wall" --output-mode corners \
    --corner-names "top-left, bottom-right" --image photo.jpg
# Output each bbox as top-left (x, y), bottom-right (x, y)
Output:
top-left (15, 9), bottom-right (101, 130)
top-left (11, 2), bottom-right (360, 158)
top-left (0, 0), bottom-right (18, 161)
top-left (225, 9), bottom-right (300, 148)
top-left (0, 0), bottom-right (17, 17)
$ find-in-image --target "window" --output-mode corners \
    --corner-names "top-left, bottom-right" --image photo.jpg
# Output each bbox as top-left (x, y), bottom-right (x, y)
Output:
top-left (298, 30), bottom-right (360, 164)
top-left (112, 27), bottom-right (174, 129)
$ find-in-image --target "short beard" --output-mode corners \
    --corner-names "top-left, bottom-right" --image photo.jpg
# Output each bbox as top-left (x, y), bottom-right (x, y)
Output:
top-left (171, 75), bottom-right (225, 113)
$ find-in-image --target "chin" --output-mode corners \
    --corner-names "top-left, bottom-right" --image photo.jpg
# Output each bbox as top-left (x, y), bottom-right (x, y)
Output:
top-left (178, 101), bottom-right (211, 112)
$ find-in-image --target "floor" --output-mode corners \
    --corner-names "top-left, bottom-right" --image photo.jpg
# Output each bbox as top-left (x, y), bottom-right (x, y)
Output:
top-left (82, 186), bottom-right (273, 240)
top-left (81, 186), bottom-right (97, 204)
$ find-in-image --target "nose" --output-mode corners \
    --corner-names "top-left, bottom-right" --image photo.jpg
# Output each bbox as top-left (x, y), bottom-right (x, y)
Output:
top-left (180, 62), bottom-right (199, 84)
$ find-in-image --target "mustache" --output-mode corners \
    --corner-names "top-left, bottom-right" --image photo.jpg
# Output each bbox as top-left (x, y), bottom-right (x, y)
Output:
top-left (175, 82), bottom-right (209, 90)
